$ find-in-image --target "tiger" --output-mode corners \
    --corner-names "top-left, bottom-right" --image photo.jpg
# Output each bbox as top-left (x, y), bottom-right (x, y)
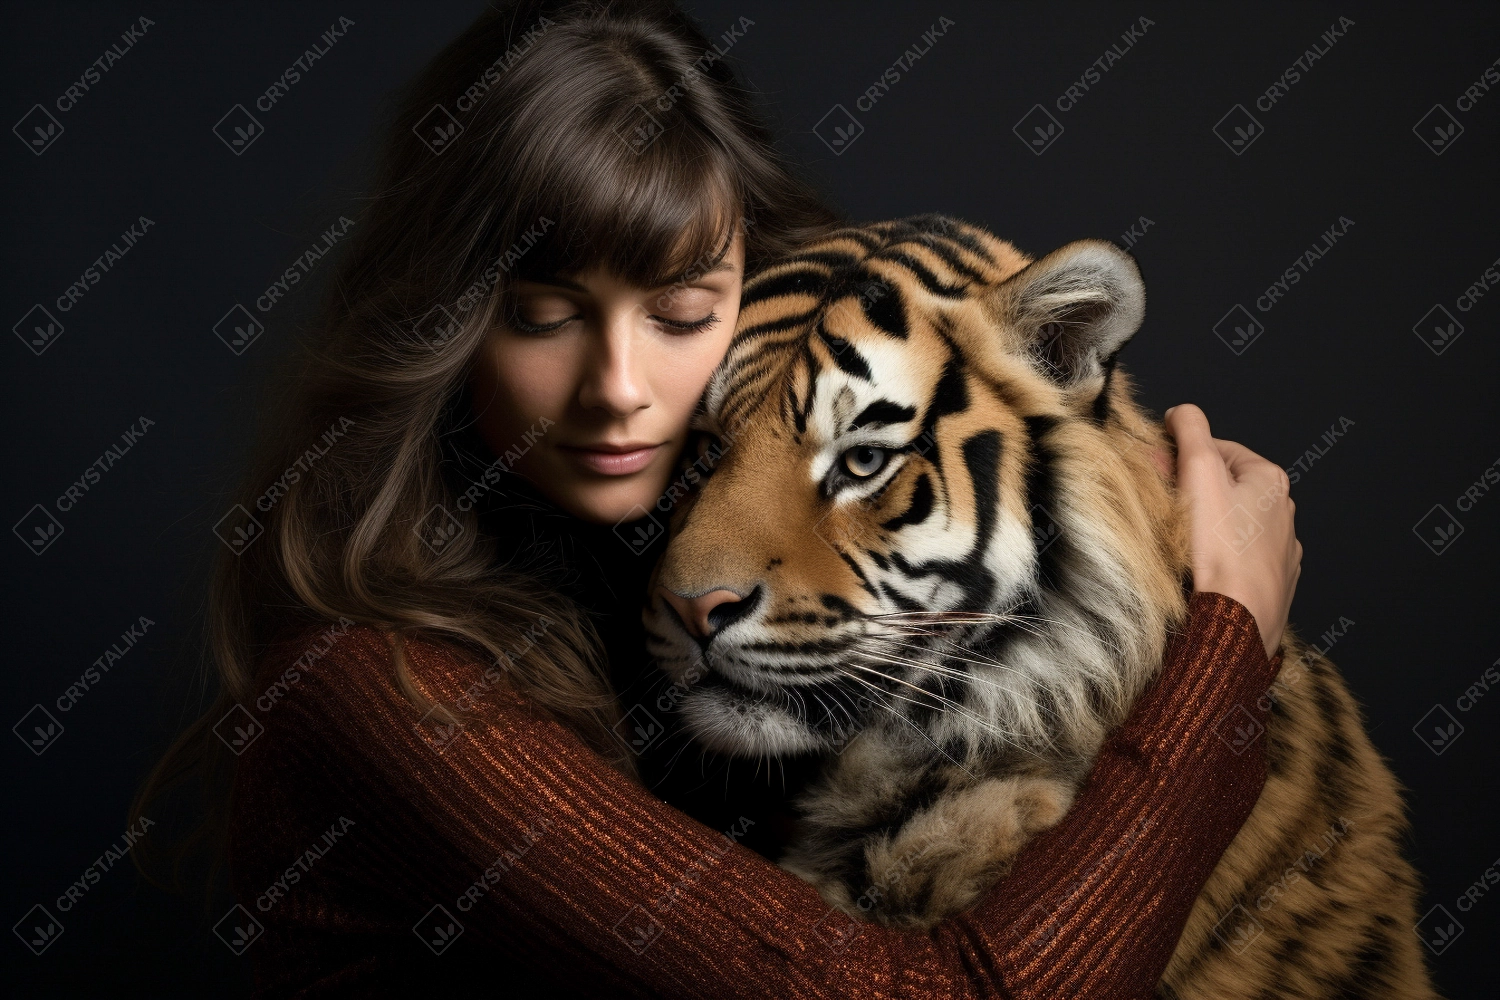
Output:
top-left (642, 215), bottom-right (1438, 997)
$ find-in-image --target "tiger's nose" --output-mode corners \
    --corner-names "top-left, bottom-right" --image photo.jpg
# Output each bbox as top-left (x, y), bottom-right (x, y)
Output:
top-left (659, 586), bottom-right (760, 641)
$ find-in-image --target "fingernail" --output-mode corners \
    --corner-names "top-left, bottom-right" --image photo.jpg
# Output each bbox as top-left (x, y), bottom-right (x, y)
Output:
top-left (1164, 406), bottom-right (1177, 419)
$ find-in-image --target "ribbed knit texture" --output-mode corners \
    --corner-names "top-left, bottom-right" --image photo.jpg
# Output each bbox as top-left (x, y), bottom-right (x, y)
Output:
top-left (228, 591), bottom-right (1280, 998)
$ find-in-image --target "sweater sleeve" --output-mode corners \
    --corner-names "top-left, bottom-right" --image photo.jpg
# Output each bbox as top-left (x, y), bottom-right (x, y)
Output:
top-left (927, 590), bottom-right (1284, 998)
top-left (231, 591), bottom-right (1279, 998)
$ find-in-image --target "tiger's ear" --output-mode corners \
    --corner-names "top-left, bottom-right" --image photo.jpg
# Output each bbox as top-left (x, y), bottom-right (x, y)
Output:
top-left (990, 239), bottom-right (1145, 386)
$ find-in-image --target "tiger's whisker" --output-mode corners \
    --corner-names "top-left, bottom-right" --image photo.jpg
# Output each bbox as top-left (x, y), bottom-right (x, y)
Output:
top-left (843, 659), bottom-right (1039, 749)
top-left (862, 635), bottom-right (1028, 677)
top-left (837, 673), bottom-right (978, 777)
top-left (855, 637), bottom-right (1031, 692)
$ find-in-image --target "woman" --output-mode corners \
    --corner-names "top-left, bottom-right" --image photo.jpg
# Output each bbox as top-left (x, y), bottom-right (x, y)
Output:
top-left (134, 2), bottom-right (1300, 995)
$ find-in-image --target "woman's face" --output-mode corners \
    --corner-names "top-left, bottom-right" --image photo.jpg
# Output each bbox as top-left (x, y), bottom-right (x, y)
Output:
top-left (468, 226), bottom-right (744, 525)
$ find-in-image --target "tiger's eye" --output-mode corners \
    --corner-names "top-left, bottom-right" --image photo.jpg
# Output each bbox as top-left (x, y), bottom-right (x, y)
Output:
top-left (843, 445), bottom-right (887, 478)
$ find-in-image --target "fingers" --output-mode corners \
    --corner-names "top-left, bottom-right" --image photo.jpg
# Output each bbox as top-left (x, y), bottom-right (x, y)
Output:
top-left (1210, 436), bottom-right (1255, 470)
top-left (1164, 403), bottom-right (1294, 502)
top-left (1163, 404), bottom-right (1226, 485)
top-left (1211, 437), bottom-right (1281, 486)
top-left (1163, 404), bottom-right (1212, 456)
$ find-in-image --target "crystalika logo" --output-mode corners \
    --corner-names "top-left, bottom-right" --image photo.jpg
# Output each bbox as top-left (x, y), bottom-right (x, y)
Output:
top-left (14, 304), bottom-right (65, 355)
top-left (1213, 104), bottom-right (1264, 154)
top-left (12, 105), bottom-right (64, 155)
top-left (1012, 104), bottom-right (1063, 155)
top-left (613, 505), bottom-right (664, 553)
top-left (1412, 105), bottom-right (1463, 155)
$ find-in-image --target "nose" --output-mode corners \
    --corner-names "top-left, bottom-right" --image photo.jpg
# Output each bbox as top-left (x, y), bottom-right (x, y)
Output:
top-left (659, 586), bottom-right (761, 643)
top-left (577, 312), bottom-right (652, 417)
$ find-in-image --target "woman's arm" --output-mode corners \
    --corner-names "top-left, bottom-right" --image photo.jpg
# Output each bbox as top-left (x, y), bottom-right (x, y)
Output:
top-left (232, 594), bottom-right (1279, 999)
top-left (933, 591), bottom-right (1280, 998)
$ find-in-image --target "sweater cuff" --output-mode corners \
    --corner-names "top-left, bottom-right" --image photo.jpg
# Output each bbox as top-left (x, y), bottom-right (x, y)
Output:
top-left (1120, 591), bottom-right (1284, 760)
top-left (1190, 590), bottom-right (1283, 690)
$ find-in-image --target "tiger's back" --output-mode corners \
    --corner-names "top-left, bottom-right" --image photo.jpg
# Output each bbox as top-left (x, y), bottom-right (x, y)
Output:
top-left (1164, 631), bottom-right (1431, 997)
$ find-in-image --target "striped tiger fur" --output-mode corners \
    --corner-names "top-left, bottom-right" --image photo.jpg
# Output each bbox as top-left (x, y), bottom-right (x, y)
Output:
top-left (643, 215), bottom-right (1437, 997)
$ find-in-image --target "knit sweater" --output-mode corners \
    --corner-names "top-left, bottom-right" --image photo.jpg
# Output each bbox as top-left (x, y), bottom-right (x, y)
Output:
top-left (227, 590), bottom-right (1280, 998)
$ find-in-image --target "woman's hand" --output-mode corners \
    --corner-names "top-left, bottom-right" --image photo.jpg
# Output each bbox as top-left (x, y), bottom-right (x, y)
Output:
top-left (1157, 403), bottom-right (1302, 658)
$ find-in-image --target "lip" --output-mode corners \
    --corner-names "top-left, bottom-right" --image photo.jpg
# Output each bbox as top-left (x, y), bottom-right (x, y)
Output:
top-left (558, 441), bottom-right (662, 476)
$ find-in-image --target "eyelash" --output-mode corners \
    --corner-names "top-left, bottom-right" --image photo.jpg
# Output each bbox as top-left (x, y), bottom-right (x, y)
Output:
top-left (656, 311), bottom-right (719, 334)
top-left (507, 311), bottom-right (720, 335)
top-left (507, 314), bottom-right (571, 335)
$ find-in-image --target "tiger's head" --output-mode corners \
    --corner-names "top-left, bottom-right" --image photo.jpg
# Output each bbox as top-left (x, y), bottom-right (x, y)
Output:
top-left (644, 216), bottom-right (1190, 762)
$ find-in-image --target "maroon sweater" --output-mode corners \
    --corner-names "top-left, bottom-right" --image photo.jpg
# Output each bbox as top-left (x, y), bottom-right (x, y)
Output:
top-left (227, 591), bottom-right (1280, 997)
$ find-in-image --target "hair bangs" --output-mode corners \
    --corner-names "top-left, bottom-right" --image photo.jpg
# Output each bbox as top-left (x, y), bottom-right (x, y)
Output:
top-left (507, 112), bottom-right (741, 290)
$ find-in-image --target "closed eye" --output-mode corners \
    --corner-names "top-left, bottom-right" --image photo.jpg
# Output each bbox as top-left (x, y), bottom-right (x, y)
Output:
top-left (505, 309), bottom-right (721, 336)
top-left (655, 311), bottom-right (720, 334)
top-left (508, 313), bottom-right (578, 335)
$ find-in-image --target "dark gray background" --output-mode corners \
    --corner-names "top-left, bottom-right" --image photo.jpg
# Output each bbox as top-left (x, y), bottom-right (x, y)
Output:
top-left (4, 1), bottom-right (1496, 994)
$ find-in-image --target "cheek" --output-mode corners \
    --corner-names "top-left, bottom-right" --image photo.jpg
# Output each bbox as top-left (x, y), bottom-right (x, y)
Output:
top-left (652, 310), bottom-right (739, 413)
top-left (472, 337), bottom-right (576, 438)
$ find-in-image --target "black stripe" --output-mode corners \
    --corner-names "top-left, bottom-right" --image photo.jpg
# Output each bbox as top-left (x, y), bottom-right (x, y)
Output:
top-left (819, 594), bottom-right (861, 620)
top-left (928, 357), bottom-right (970, 423)
top-left (879, 581), bottom-right (926, 612)
top-left (837, 767), bottom-right (948, 858)
top-left (887, 549), bottom-right (965, 586)
top-left (791, 248), bottom-right (868, 272)
top-left (721, 354), bottom-right (786, 413)
top-left (733, 306), bottom-right (822, 343)
top-left (882, 474), bottom-right (933, 530)
top-left (1308, 661), bottom-right (1355, 820)
top-left (838, 550), bottom-right (879, 599)
top-left (851, 399), bottom-right (916, 431)
top-left (883, 238), bottom-right (990, 287)
top-left (818, 325), bottom-right (873, 381)
top-left (907, 214), bottom-right (998, 266)
top-left (961, 429), bottom-right (1003, 565)
top-left (1266, 694), bottom-right (1294, 778)
top-left (1091, 364), bottom-right (1114, 425)
top-left (743, 636), bottom-right (862, 658)
top-left (880, 429), bottom-right (1003, 612)
top-left (1326, 934), bottom-right (1396, 999)
top-left (860, 278), bottom-right (907, 338)
top-left (720, 353), bottom-right (798, 432)
top-left (871, 250), bottom-right (971, 297)
top-left (1224, 670), bottom-right (1361, 951)
top-left (826, 228), bottom-right (885, 252)
top-left (740, 266), bottom-right (827, 307)
top-left (906, 669), bottom-right (964, 730)
top-left (915, 355), bottom-right (969, 492)
top-left (786, 345), bottom-right (818, 434)
top-left (1022, 414), bottom-right (1064, 588)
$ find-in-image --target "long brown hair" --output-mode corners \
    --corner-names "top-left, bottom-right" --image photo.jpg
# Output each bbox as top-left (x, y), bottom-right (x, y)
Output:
top-left (132, 0), bottom-right (840, 886)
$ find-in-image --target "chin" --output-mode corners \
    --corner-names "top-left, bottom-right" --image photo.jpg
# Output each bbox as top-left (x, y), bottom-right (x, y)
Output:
top-left (582, 482), bottom-right (671, 526)
top-left (678, 685), bottom-right (828, 758)
top-left (540, 465), bottom-right (675, 527)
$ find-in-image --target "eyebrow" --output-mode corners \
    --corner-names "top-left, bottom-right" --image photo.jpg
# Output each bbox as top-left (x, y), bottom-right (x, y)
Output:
top-left (525, 275), bottom-right (589, 292)
top-left (523, 259), bottom-right (738, 293)
top-left (660, 259), bottom-right (737, 286)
